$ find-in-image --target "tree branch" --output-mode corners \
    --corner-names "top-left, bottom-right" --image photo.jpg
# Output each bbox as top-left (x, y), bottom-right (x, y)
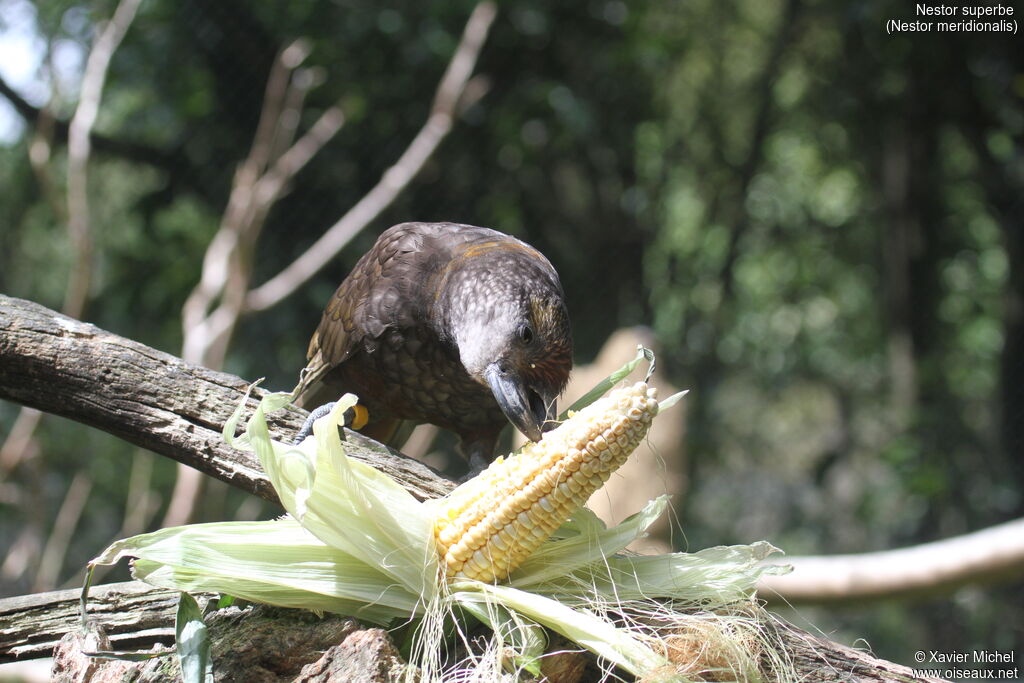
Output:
top-left (167, 41), bottom-right (348, 528)
top-left (65, 0), bottom-right (143, 331)
top-left (0, 581), bottom-right (179, 663)
top-left (759, 516), bottom-right (1024, 604)
top-left (0, 73), bottom-right (204, 195)
top-left (34, 472), bottom-right (92, 593)
top-left (243, 1), bottom-right (498, 313)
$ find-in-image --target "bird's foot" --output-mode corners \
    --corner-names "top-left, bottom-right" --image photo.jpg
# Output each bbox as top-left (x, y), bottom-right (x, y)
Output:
top-left (294, 402), bottom-right (336, 444)
top-left (293, 402), bottom-right (368, 444)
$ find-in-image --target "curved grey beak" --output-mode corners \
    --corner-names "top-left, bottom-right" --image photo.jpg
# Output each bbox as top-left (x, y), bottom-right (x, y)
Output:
top-left (484, 362), bottom-right (556, 443)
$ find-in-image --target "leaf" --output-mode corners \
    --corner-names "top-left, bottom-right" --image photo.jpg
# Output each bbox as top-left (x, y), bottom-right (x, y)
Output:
top-left (214, 595), bottom-right (235, 610)
top-left (94, 518), bottom-right (419, 625)
top-left (454, 584), bottom-right (669, 677)
top-left (510, 497), bottom-right (670, 588)
top-left (542, 540), bottom-right (785, 607)
top-left (658, 389), bottom-right (689, 412)
top-left (176, 592), bottom-right (213, 683)
top-left (238, 390), bottom-right (438, 597)
top-left (458, 599), bottom-right (547, 676)
top-left (561, 345), bottom-right (658, 418)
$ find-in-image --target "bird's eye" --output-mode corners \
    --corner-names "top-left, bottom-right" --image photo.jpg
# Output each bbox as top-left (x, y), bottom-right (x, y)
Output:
top-left (518, 324), bottom-right (534, 344)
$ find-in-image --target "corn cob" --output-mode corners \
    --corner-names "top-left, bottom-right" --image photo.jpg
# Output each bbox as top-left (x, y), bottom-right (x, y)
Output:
top-left (434, 382), bottom-right (660, 583)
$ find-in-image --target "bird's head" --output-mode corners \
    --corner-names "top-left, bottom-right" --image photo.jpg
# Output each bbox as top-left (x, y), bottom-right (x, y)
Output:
top-left (476, 293), bottom-right (572, 442)
top-left (441, 241), bottom-right (573, 443)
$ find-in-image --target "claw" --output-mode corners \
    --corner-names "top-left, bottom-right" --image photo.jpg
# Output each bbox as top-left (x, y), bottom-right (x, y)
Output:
top-left (293, 402), bottom-right (371, 444)
top-left (293, 402), bottom-right (337, 444)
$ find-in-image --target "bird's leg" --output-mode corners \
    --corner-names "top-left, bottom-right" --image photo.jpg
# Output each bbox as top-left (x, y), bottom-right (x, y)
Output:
top-left (293, 402), bottom-right (369, 444)
top-left (466, 452), bottom-right (490, 479)
top-left (461, 436), bottom-right (498, 480)
top-left (294, 402), bottom-right (336, 444)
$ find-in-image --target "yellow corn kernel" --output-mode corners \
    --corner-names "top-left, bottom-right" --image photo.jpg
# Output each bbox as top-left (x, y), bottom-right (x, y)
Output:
top-left (434, 382), bottom-right (660, 583)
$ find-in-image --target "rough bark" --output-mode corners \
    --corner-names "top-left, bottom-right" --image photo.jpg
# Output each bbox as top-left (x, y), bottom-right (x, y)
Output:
top-left (48, 594), bottom-right (408, 683)
top-left (770, 620), bottom-right (947, 683)
top-left (0, 295), bottom-right (948, 681)
top-left (1, 581), bottom-right (177, 662)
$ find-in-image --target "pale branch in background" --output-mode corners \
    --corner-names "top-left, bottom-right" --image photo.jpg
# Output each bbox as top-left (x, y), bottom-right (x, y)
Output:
top-left (168, 40), bottom-right (347, 528)
top-left (246, 40), bottom-right (315, 180)
top-left (33, 472), bottom-right (92, 593)
top-left (0, 0), bottom-right (144, 593)
top-left (2, 1), bottom-right (141, 467)
top-left (65, 0), bottom-right (144, 320)
top-left (0, 407), bottom-right (41, 473)
top-left (180, 39), bottom-right (341, 370)
top-left (759, 516), bottom-right (1024, 603)
top-left (243, 0), bottom-right (498, 312)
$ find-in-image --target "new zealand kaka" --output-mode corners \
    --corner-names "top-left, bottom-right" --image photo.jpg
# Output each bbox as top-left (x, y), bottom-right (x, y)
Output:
top-left (294, 222), bottom-right (573, 470)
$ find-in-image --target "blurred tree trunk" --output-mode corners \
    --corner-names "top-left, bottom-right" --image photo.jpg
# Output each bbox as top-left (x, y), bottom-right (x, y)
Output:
top-left (955, 55), bottom-right (1024, 516)
top-left (969, 125), bottom-right (1024, 516)
top-left (998, 221), bottom-right (1024, 513)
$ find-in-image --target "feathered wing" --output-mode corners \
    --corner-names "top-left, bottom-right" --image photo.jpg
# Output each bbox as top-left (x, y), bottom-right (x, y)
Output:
top-left (294, 223), bottom-right (483, 409)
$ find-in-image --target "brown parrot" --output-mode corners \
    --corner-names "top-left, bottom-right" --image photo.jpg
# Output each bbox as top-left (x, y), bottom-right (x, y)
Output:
top-left (293, 222), bottom-right (573, 471)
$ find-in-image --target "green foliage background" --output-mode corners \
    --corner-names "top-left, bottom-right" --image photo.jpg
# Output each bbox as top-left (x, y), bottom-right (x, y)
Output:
top-left (0, 0), bottom-right (1021, 672)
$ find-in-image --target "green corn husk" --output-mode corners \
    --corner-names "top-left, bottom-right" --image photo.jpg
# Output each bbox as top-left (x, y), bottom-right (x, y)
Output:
top-left (87, 353), bottom-right (792, 682)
